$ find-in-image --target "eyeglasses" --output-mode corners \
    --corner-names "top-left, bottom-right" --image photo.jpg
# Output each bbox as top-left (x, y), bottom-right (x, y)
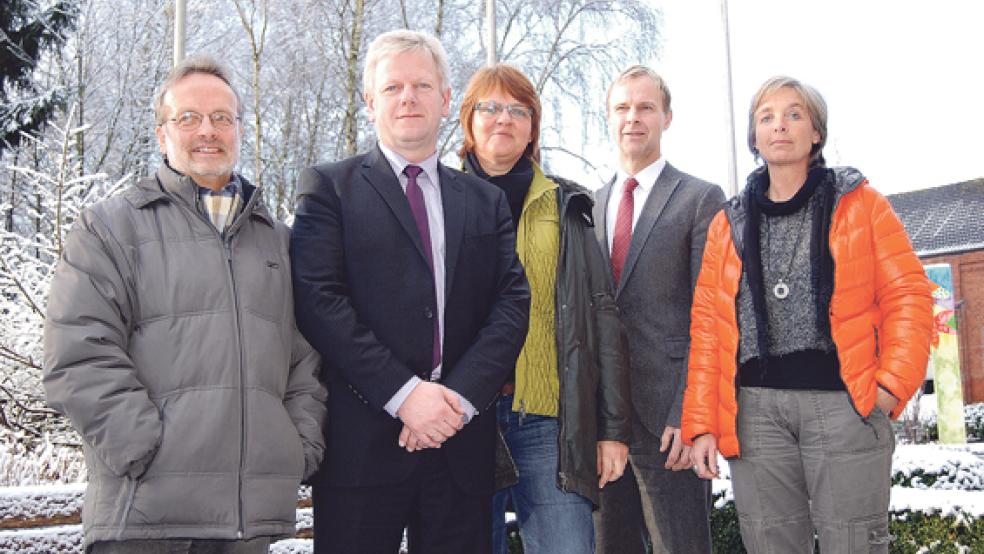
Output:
top-left (473, 101), bottom-right (533, 120)
top-left (162, 111), bottom-right (240, 131)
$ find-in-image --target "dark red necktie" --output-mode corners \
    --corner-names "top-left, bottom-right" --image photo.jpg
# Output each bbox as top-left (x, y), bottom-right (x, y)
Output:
top-left (611, 177), bottom-right (639, 285)
top-left (404, 165), bottom-right (441, 371)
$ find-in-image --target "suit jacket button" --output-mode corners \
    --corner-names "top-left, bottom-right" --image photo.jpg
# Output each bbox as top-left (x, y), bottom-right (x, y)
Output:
top-left (424, 307), bottom-right (433, 319)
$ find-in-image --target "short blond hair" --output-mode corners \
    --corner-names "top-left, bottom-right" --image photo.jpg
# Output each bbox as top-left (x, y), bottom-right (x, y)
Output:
top-left (606, 65), bottom-right (671, 113)
top-left (362, 30), bottom-right (450, 95)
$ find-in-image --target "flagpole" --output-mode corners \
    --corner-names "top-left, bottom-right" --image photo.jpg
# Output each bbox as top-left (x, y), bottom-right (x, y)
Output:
top-left (486, 0), bottom-right (497, 65)
top-left (173, 0), bottom-right (186, 67)
top-left (721, 0), bottom-right (738, 197)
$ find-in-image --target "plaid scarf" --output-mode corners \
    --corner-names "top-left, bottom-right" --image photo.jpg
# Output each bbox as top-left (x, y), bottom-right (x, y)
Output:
top-left (197, 178), bottom-right (242, 236)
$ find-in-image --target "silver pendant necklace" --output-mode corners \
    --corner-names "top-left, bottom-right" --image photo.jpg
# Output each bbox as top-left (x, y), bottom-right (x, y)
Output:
top-left (764, 204), bottom-right (809, 300)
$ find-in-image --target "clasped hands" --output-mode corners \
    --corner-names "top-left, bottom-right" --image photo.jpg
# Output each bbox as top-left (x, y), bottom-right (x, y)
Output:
top-left (396, 381), bottom-right (466, 452)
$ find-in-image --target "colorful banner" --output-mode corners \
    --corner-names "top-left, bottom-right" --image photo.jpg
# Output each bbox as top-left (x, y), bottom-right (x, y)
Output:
top-left (924, 264), bottom-right (966, 444)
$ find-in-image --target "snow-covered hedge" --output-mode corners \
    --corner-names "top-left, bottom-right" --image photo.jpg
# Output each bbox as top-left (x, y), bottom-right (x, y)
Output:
top-left (0, 446), bottom-right (981, 552)
top-left (709, 444), bottom-right (984, 553)
top-left (919, 402), bottom-right (984, 443)
top-left (892, 445), bottom-right (984, 490)
top-left (0, 483), bottom-right (84, 525)
top-left (711, 494), bottom-right (984, 554)
top-left (0, 430), bottom-right (85, 486)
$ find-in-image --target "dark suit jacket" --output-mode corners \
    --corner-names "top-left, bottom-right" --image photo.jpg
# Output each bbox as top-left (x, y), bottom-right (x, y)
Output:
top-left (593, 163), bottom-right (724, 437)
top-left (290, 146), bottom-right (530, 495)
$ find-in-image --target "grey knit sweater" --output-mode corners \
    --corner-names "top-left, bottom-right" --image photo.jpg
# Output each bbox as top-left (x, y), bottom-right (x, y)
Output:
top-left (737, 194), bottom-right (836, 364)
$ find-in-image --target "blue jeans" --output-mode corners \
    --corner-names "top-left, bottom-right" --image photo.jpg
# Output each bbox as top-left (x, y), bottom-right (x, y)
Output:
top-left (491, 396), bottom-right (594, 554)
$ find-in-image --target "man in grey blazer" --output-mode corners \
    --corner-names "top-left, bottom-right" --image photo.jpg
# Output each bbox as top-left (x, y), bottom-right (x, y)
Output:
top-left (592, 65), bottom-right (725, 554)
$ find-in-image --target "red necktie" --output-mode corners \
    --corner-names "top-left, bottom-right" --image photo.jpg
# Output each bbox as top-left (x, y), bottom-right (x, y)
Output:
top-left (611, 177), bottom-right (639, 285)
top-left (404, 165), bottom-right (441, 371)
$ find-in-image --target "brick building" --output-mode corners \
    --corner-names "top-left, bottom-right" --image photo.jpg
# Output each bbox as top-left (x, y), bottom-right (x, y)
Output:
top-left (888, 178), bottom-right (984, 403)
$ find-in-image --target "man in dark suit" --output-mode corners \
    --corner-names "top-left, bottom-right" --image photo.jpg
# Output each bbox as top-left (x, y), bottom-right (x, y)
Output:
top-left (290, 30), bottom-right (530, 554)
top-left (592, 65), bottom-right (726, 554)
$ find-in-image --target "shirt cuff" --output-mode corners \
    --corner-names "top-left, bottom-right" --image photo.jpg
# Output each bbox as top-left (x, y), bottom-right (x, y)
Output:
top-left (452, 391), bottom-right (477, 424)
top-left (384, 376), bottom-right (422, 418)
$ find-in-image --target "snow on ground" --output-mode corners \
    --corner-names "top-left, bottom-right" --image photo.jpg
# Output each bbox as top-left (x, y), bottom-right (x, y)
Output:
top-left (710, 443), bottom-right (984, 511)
top-left (0, 482), bottom-right (85, 521)
top-left (0, 524), bottom-right (82, 553)
top-left (295, 507), bottom-right (311, 533)
top-left (893, 443), bottom-right (984, 490)
top-left (0, 443), bottom-right (980, 552)
top-left (269, 539), bottom-right (313, 554)
top-left (890, 487), bottom-right (984, 519)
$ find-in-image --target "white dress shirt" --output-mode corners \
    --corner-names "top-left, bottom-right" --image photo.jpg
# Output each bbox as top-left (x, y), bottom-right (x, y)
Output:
top-left (377, 143), bottom-right (476, 422)
top-left (606, 157), bottom-right (667, 253)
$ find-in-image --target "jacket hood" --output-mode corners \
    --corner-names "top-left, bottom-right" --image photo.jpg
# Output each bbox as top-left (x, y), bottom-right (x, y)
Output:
top-left (725, 165), bottom-right (866, 251)
top-left (540, 165), bottom-right (594, 225)
top-left (735, 165), bottom-right (866, 208)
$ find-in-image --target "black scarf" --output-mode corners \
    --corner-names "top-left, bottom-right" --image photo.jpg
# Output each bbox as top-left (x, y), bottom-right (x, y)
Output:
top-left (463, 152), bottom-right (533, 230)
top-left (742, 166), bottom-right (836, 375)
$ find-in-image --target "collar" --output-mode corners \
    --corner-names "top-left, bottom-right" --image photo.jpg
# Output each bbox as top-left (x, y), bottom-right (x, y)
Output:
top-left (616, 157), bottom-right (666, 191)
top-left (155, 161), bottom-right (203, 208)
top-left (525, 160), bottom-right (558, 208)
top-left (139, 164), bottom-right (273, 227)
top-left (378, 142), bottom-right (440, 187)
top-left (198, 173), bottom-right (241, 197)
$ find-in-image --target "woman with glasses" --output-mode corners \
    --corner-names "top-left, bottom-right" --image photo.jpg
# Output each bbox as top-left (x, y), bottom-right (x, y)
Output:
top-left (458, 64), bottom-right (631, 554)
top-left (681, 75), bottom-right (933, 553)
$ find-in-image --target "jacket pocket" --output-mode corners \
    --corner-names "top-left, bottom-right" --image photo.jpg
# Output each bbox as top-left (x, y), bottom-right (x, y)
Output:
top-left (665, 336), bottom-right (690, 360)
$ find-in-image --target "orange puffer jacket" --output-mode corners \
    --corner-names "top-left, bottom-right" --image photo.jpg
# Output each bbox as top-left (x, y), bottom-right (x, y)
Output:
top-left (681, 167), bottom-right (933, 458)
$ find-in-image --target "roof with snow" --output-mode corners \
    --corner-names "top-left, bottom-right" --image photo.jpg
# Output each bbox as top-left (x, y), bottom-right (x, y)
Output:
top-left (887, 178), bottom-right (984, 258)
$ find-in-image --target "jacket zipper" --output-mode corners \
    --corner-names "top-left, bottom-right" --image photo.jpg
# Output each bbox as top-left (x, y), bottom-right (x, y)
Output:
top-left (169, 178), bottom-right (260, 539)
top-left (553, 187), bottom-right (572, 488)
top-left (224, 238), bottom-right (247, 538)
top-left (827, 181), bottom-right (878, 438)
top-left (727, 172), bottom-right (875, 452)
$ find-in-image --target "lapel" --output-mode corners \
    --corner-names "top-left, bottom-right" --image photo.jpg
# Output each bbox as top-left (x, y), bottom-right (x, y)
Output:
top-left (439, 163), bottom-right (465, 291)
top-left (618, 163), bottom-right (682, 293)
top-left (594, 176), bottom-right (615, 269)
top-left (360, 146), bottom-right (431, 266)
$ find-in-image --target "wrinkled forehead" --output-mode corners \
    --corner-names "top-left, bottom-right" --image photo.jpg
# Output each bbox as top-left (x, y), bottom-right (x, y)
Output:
top-left (164, 73), bottom-right (239, 113)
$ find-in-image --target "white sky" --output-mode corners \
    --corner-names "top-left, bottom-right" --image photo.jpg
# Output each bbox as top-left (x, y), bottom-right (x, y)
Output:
top-left (572, 0), bottom-right (984, 197)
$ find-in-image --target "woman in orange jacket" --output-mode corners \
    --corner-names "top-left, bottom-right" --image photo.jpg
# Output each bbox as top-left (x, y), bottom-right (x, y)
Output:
top-left (681, 76), bottom-right (933, 553)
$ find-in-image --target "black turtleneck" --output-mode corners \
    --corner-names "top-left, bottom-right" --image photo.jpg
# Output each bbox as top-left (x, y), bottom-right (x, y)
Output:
top-left (463, 152), bottom-right (533, 230)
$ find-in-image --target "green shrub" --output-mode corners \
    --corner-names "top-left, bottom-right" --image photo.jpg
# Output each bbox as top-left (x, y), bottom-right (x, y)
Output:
top-left (707, 495), bottom-right (984, 553)
top-left (921, 402), bottom-right (984, 443)
top-left (710, 498), bottom-right (745, 553)
top-left (889, 511), bottom-right (984, 553)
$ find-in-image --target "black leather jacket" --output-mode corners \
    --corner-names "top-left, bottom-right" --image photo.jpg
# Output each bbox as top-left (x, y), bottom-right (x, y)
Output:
top-left (499, 175), bottom-right (632, 506)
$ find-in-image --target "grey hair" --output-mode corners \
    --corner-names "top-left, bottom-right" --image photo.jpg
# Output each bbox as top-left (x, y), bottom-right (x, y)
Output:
top-left (362, 30), bottom-right (451, 95)
top-left (153, 55), bottom-right (243, 125)
top-left (747, 75), bottom-right (828, 167)
top-left (606, 65), bottom-right (672, 113)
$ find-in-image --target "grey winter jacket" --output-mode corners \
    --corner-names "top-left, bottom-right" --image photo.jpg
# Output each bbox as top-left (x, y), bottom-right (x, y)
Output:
top-left (42, 164), bottom-right (326, 549)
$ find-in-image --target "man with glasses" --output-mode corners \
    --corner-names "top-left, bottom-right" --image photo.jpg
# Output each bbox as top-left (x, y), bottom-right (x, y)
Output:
top-left (43, 55), bottom-right (326, 554)
top-left (291, 30), bottom-right (530, 553)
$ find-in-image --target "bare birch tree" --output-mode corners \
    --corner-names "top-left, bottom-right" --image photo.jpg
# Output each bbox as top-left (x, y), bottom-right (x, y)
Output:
top-left (233, 0), bottom-right (269, 189)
